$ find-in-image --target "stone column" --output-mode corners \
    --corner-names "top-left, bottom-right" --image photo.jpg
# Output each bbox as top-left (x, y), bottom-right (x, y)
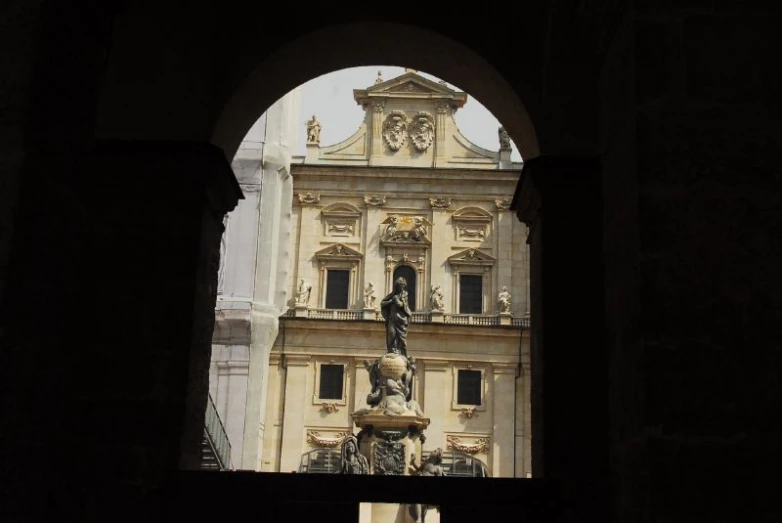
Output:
top-left (513, 155), bottom-right (606, 520)
top-left (222, 359), bottom-right (249, 468)
top-left (279, 354), bottom-right (311, 473)
top-left (240, 304), bottom-right (281, 470)
top-left (492, 363), bottom-right (517, 477)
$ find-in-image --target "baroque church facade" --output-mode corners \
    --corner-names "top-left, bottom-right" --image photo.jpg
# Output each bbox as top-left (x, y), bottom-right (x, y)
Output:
top-left (211, 71), bottom-right (531, 478)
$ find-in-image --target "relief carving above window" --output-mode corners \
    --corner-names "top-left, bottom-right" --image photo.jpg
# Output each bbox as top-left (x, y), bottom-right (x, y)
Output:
top-left (321, 202), bottom-right (362, 238)
top-left (451, 206), bottom-right (493, 243)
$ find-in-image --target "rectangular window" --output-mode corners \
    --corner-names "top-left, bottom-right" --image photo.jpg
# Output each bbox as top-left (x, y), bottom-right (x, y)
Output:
top-left (325, 270), bottom-right (350, 309)
top-left (459, 274), bottom-right (483, 314)
top-left (318, 364), bottom-right (344, 400)
top-left (457, 369), bottom-right (482, 406)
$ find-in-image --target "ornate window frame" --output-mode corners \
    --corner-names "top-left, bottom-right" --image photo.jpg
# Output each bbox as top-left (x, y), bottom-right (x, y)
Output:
top-left (451, 363), bottom-right (489, 413)
top-left (315, 243), bottom-right (363, 308)
top-left (312, 358), bottom-right (351, 409)
top-left (451, 206), bottom-right (493, 243)
top-left (447, 248), bottom-right (496, 314)
top-left (321, 202), bottom-right (362, 239)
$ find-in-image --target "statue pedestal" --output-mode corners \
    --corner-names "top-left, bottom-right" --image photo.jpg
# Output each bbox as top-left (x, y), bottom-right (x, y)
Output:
top-left (352, 411), bottom-right (430, 476)
top-left (353, 412), bottom-right (431, 523)
top-left (498, 312), bottom-right (512, 326)
top-left (363, 307), bottom-right (378, 321)
top-left (430, 310), bottom-right (444, 323)
top-left (293, 304), bottom-right (309, 318)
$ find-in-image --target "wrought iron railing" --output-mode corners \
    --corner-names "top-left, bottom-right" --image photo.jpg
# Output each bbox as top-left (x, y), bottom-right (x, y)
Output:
top-left (203, 392), bottom-right (233, 471)
top-left (282, 308), bottom-right (528, 328)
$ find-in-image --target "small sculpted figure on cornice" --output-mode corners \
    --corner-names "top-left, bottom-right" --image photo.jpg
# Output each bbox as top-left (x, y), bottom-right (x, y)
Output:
top-left (495, 198), bottom-right (511, 210)
top-left (305, 114), bottom-right (321, 144)
top-left (364, 195), bottom-right (387, 206)
top-left (429, 197), bottom-right (451, 209)
top-left (498, 126), bottom-right (511, 150)
top-left (298, 192), bottom-right (320, 204)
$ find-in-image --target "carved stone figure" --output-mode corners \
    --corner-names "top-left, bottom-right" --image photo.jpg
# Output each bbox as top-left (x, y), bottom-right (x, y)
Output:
top-left (295, 278), bottom-right (312, 306)
top-left (408, 448), bottom-right (445, 523)
top-left (380, 277), bottom-right (411, 356)
top-left (383, 216), bottom-right (399, 240)
top-left (498, 285), bottom-right (512, 314)
top-left (363, 282), bottom-right (377, 309)
top-left (410, 112), bottom-right (435, 152)
top-left (498, 126), bottom-right (511, 149)
top-left (305, 114), bottom-right (321, 144)
top-left (430, 284), bottom-right (444, 311)
top-left (411, 216), bottom-right (427, 241)
top-left (340, 435), bottom-right (369, 475)
top-left (382, 112), bottom-right (408, 151)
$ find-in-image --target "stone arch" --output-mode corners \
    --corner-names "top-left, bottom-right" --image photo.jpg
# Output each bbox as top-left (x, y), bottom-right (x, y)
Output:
top-left (209, 22), bottom-right (540, 162)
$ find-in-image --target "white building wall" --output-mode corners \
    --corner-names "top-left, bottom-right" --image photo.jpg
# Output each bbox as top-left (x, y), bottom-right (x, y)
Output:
top-left (210, 86), bottom-right (301, 471)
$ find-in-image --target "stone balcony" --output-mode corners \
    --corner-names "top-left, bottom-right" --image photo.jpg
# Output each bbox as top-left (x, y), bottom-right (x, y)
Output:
top-left (282, 307), bottom-right (530, 328)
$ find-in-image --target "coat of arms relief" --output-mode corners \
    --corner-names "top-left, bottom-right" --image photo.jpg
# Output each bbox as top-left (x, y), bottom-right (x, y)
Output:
top-left (410, 112), bottom-right (435, 152)
top-left (382, 111), bottom-right (436, 153)
top-left (382, 111), bottom-right (408, 151)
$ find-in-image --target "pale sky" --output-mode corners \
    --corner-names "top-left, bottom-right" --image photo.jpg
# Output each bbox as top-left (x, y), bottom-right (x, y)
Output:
top-left (294, 66), bottom-right (523, 162)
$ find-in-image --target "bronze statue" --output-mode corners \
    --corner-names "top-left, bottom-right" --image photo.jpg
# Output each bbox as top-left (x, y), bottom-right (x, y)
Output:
top-left (380, 277), bottom-right (411, 357)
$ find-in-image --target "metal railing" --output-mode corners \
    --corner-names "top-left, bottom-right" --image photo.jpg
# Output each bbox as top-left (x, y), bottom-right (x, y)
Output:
top-left (297, 448), bottom-right (489, 477)
top-left (282, 308), bottom-right (529, 328)
top-left (203, 392), bottom-right (233, 471)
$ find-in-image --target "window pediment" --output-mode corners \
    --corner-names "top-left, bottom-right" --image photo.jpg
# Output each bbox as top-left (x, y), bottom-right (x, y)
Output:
top-left (315, 243), bottom-right (363, 264)
top-left (452, 206), bottom-right (492, 223)
top-left (447, 248), bottom-right (496, 268)
top-left (321, 202), bottom-right (362, 219)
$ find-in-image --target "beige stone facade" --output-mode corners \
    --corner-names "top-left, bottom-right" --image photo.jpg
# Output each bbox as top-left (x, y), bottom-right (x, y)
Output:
top-left (262, 72), bottom-right (531, 477)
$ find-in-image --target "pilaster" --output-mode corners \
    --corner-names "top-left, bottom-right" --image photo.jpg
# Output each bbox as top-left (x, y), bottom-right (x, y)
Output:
top-left (492, 363), bottom-right (517, 477)
top-left (369, 100), bottom-right (385, 165)
top-left (279, 354), bottom-right (311, 472)
top-left (429, 198), bottom-right (452, 311)
top-left (422, 359), bottom-right (449, 450)
top-left (433, 102), bottom-right (449, 167)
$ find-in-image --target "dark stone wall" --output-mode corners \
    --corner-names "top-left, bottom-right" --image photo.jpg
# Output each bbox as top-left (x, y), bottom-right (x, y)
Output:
top-left (599, 5), bottom-right (782, 522)
top-left (0, 1), bottom-right (779, 521)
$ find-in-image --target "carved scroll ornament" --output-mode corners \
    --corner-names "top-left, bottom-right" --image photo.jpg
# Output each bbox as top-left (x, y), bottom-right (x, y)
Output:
top-left (446, 436), bottom-right (491, 455)
top-left (306, 430), bottom-right (351, 447)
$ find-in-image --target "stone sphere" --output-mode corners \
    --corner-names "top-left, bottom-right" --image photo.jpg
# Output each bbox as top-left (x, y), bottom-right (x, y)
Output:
top-left (378, 353), bottom-right (408, 380)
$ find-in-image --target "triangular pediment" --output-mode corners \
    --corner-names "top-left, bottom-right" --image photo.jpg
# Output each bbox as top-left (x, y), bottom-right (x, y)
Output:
top-left (315, 243), bottom-right (363, 259)
top-left (447, 248), bottom-right (496, 267)
top-left (354, 72), bottom-right (467, 108)
top-left (368, 72), bottom-right (456, 96)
